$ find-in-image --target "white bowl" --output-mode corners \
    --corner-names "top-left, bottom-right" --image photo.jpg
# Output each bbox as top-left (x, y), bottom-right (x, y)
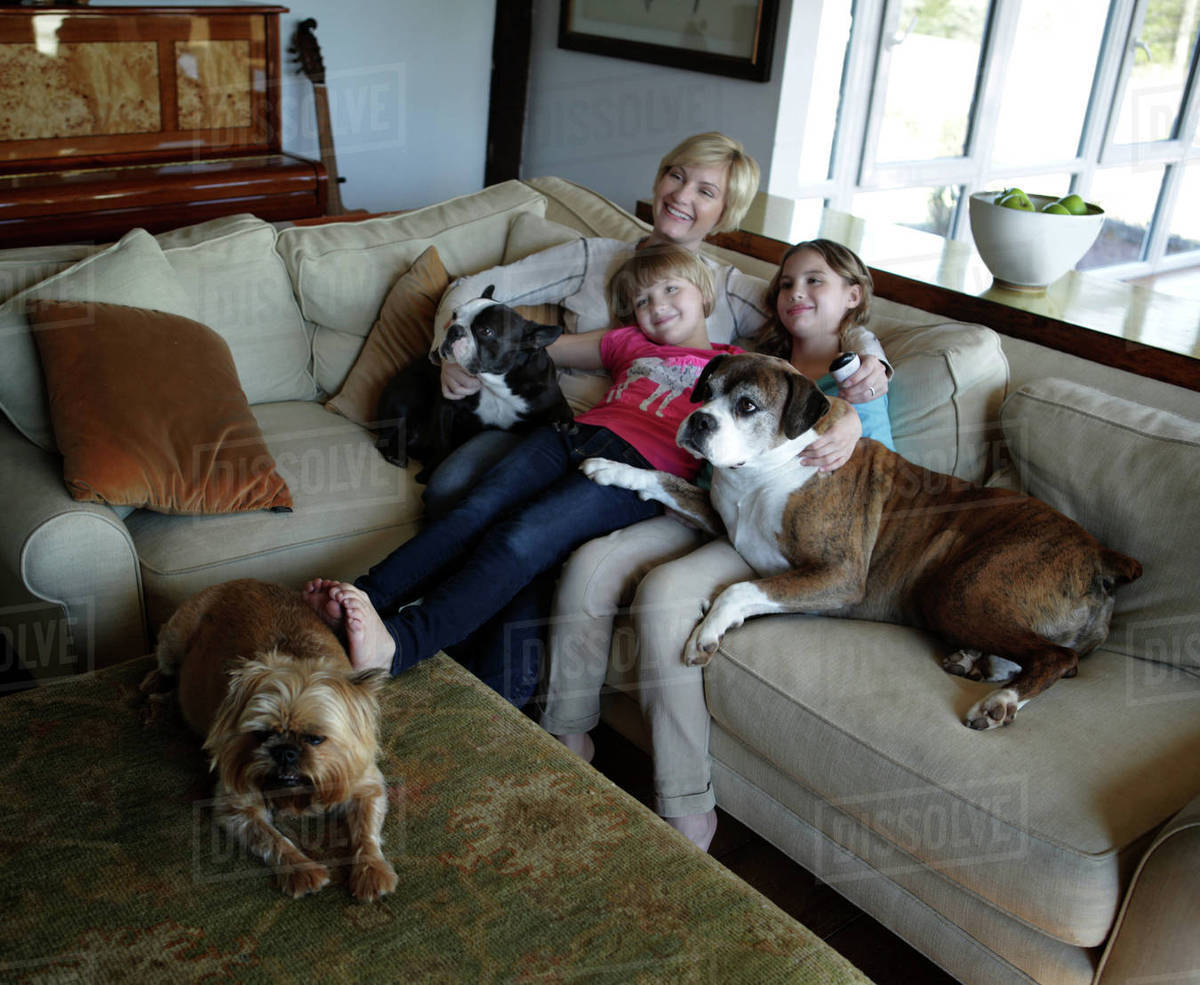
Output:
top-left (968, 192), bottom-right (1105, 291)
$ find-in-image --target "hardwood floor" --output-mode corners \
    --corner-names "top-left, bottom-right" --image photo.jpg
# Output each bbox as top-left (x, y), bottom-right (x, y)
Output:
top-left (587, 722), bottom-right (961, 985)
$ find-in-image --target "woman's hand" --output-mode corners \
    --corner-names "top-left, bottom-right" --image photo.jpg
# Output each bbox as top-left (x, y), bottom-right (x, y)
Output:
top-left (839, 354), bottom-right (888, 403)
top-left (440, 361), bottom-right (481, 400)
top-left (799, 398), bottom-right (862, 473)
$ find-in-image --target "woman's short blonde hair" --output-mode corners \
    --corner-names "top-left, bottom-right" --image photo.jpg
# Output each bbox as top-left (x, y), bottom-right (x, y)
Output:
top-left (607, 245), bottom-right (717, 323)
top-left (655, 132), bottom-right (760, 234)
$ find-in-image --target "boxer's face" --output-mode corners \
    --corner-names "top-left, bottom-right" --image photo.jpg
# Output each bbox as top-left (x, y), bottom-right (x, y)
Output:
top-left (677, 359), bottom-right (784, 468)
top-left (678, 355), bottom-right (830, 468)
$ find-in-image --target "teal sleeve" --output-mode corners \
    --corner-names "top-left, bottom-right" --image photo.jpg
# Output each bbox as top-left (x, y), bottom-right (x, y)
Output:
top-left (817, 374), bottom-right (894, 451)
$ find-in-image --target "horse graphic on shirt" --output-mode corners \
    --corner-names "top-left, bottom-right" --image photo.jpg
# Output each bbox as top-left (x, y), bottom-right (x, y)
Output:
top-left (605, 356), bottom-right (704, 417)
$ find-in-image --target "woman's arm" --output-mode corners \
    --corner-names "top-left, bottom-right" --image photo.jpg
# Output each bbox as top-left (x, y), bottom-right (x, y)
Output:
top-left (841, 325), bottom-right (892, 402)
top-left (798, 397), bottom-right (862, 473)
top-left (433, 237), bottom-right (626, 349)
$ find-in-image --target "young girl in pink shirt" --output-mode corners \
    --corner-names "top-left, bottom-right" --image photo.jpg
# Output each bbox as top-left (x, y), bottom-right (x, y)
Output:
top-left (306, 246), bottom-right (742, 701)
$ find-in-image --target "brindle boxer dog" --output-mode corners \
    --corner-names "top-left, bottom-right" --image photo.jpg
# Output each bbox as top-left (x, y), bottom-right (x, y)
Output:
top-left (582, 352), bottom-right (1141, 730)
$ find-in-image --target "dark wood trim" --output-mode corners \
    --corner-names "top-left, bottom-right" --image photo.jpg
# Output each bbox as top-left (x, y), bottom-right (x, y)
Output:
top-left (485, 0), bottom-right (534, 185)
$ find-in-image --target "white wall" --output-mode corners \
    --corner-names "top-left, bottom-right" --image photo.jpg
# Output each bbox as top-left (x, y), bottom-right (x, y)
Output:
top-left (278, 0), bottom-right (496, 211)
top-left (520, 0), bottom-right (795, 216)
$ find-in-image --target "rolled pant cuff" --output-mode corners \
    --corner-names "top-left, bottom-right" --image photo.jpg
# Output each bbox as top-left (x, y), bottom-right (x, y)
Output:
top-left (655, 786), bottom-right (716, 818)
top-left (538, 710), bottom-right (601, 736)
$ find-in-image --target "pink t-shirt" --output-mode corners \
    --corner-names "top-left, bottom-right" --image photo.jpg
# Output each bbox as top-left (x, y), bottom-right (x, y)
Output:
top-left (576, 326), bottom-right (741, 480)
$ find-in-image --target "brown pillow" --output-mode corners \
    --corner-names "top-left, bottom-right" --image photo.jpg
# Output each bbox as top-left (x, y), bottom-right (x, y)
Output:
top-left (325, 245), bottom-right (450, 427)
top-left (29, 299), bottom-right (292, 514)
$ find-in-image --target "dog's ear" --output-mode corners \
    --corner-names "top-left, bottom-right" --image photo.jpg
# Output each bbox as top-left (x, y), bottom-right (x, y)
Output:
top-left (521, 320), bottom-right (563, 350)
top-left (481, 284), bottom-right (496, 300)
top-left (783, 373), bottom-right (830, 439)
top-left (691, 354), bottom-right (727, 404)
top-left (203, 656), bottom-right (276, 763)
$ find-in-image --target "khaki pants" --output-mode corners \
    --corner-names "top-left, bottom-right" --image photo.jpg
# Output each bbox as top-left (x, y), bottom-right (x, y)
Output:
top-left (542, 516), bottom-right (754, 818)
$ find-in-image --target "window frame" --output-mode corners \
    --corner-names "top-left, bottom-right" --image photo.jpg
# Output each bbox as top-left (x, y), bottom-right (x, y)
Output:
top-left (779, 0), bottom-right (1200, 279)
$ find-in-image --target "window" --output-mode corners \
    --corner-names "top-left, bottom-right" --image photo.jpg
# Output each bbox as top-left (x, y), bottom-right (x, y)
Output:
top-left (772, 0), bottom-right (1200, 280)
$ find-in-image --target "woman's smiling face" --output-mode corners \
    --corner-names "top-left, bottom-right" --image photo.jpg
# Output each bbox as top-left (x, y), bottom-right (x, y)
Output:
top-left (650, 162), bottom-right (729, 251)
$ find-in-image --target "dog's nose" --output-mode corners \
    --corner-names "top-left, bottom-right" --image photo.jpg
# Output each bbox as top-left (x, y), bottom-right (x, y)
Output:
top-left (689, 412), bottom-right (716, 433)
top-left (271, 744), bottom-right (300, 768)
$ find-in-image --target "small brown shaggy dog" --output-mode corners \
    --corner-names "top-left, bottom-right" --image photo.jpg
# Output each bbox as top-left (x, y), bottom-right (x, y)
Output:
top-left (150, 578), bottom-right (398, 901)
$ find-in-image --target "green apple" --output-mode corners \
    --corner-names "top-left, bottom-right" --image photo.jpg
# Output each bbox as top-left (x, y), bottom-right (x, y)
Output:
top-left (1041, 202), bottom-right (1071, 215)
top-left (998, 192), bottom-right (1035, 211)
top-left (1056, 193), bottom-right (1089, 215)
top-left (994, 186), bottom-right (1026, 205)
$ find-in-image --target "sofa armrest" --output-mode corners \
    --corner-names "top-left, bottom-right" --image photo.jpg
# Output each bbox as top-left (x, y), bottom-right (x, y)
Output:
top-left (0, 420), bottom-right (147, 674)
top-left (1095, 792), bottom-right (1200, 984)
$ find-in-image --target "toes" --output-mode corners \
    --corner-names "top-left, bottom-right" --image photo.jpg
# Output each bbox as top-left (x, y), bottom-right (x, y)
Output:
top-left (943, 649), bottom-right (983, 679)
top-left (350, 856), bottom-right (398, 902)
top-left (965, 688), bottom-right (1019, 730)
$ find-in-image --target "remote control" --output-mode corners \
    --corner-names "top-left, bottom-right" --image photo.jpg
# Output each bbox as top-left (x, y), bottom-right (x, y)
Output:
top-left (829, 352), bottom-right (860, 384)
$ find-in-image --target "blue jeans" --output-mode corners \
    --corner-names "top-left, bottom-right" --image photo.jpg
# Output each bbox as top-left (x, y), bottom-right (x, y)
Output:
top-left (356, 423), bottom-right (662, 688)
top-left (421, 429), bottom-right (526, 518)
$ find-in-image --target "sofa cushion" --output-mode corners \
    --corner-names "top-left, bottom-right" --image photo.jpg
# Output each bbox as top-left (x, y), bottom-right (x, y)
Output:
top-left (278, 180), bottom-right (548, 395)
top-left (161, 215), bottom-right (314, 404)
top-left (325, 245), bottom-right (450, 427)
top-left (704, 617), bottom-right (1200, 948)
top-left (0, 228), bottom-right (196, 451)
top-left (29, 300), bottom-right (292, 515)
top-left (499, 210), bottom-right (606, 415)
top-left (127, 401), bottom-right (422, 629)
top-left (877, 319), bottom-right (1009, 482)
top-left (1002, 378), bottom-right (1200, 669)
top-left (0, 243), bottom-right (97, 304)
top-left (501, 211), bottom-right (583, 264)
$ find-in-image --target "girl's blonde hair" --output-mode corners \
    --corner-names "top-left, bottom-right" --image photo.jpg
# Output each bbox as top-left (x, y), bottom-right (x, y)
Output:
top-left (754, 239), bottom-right (874, 358)
top-left (655, 132), bottom-right (760, 234)
top-left (607, 245), bottom-right (717, 323)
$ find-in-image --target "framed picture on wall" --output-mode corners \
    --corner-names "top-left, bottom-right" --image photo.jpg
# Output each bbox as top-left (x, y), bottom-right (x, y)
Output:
top-left (558, 0), bottom-right (779, 83)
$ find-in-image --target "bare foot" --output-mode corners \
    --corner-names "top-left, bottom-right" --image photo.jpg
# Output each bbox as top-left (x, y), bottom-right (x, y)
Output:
top-left (554, 732), bottom-right (594, 764)
top-left (665, 809), bottom-right (718, 852)
top-left (301, 578), bottom-right (345, 631)
top-left (329, 583), bottom-right (396, 672)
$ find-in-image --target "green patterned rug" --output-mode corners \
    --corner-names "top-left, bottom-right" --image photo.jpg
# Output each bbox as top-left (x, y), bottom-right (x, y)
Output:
top-left (0, 653), bottom-right (872, 984)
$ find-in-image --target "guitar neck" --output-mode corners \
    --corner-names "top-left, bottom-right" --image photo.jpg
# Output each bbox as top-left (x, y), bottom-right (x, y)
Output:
top-left (311, 83), bottom-right (345, 216)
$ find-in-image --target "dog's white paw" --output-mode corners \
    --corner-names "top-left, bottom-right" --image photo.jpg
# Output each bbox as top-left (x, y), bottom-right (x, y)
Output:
top-left (965, 688), bottom-right (1020, 730)
top-left (581, 457), bottom-right (640, 489)
top-left (944, 650), bottom-right (1022, 684)
top-left (943, 649), bottom-right (985, 680)
top-left (684, 620), bottom-right (722, 666)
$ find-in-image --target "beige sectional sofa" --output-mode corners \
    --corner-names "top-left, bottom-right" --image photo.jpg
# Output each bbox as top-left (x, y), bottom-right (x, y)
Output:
top-left (1, 177), bottom-right (1197, 985)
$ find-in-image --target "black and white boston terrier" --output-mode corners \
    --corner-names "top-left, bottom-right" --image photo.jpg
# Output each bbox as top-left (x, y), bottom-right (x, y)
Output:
top-left (375, 287), bottom-right (572, 483)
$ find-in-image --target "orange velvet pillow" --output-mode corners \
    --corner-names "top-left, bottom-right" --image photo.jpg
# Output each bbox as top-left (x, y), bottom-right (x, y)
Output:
top-left (325, 244), bottom-right (450, 427)
top-left (29, 299), bottom-right (292, 514)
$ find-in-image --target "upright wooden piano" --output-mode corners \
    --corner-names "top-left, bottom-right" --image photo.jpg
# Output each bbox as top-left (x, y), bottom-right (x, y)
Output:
top-left (0, 3), bottom-right (328, 247)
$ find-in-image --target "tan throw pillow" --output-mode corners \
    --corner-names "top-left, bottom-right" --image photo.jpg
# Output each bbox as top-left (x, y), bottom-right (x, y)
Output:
top-left (29, 300), bottom-right (292, 515)
top-left (325, 245), bottom-right (449, 427)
